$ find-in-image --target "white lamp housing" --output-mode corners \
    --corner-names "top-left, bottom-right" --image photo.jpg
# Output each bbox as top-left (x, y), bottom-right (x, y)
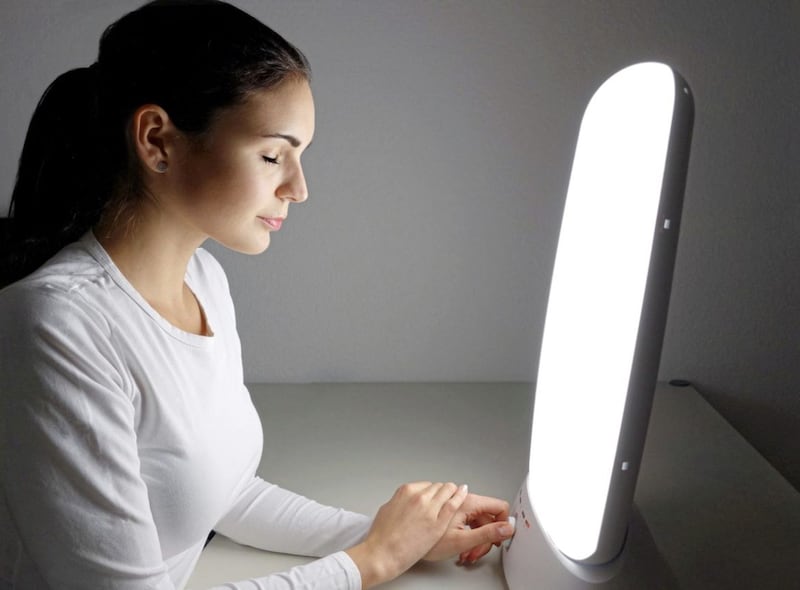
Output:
top-left (503, 62), bottom-right (693, 588)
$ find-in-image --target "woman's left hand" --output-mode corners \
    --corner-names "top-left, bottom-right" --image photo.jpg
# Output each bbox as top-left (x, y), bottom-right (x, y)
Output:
top-left (422, 492), bottom-right (514, 564)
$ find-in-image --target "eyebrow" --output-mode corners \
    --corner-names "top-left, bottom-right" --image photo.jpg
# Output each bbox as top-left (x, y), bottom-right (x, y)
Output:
top-left (261, 133), bottom-right (302, 148)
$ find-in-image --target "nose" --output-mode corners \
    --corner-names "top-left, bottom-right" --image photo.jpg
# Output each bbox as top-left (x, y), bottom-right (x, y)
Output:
top-left (276, 161), bottom-right (309, 204)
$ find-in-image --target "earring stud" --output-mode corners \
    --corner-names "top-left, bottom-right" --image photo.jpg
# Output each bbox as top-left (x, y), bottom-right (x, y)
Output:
top-left (156, 161), bottom-right (168, 172)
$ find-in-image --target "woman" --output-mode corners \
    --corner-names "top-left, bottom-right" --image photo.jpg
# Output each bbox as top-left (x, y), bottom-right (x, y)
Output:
top-left (0, 1), bottom-right (514, 588)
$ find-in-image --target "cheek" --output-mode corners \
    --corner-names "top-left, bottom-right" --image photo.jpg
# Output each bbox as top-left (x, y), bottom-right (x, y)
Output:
top-left (182, 158), bottom-right (259, 211)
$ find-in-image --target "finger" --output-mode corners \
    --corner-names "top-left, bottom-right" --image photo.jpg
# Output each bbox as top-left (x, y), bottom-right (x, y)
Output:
top-left (467, 512), bottom-right (497, 529)
top-left (439, 484), bottom-right (468, 521)
top-left (456, 520), bottom-right (515, 553)
top-left (404, 481), bottom-right (433, 495)
top-left (458, 540), bottom-right (493, 565)
top-left (431, 482), bottom-right (458, 505)
top-left (420, 482), bottom-right (444, 503)
top-left (462, 542), bottom-right (492, 564)
top-left (464, 494), bottom-right (510, 521)
top-left (393, 481), bottom-right (429, 503)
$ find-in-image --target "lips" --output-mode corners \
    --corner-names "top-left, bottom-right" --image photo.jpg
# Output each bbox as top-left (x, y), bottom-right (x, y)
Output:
top-left (258, 217), bottom-right (284, 230)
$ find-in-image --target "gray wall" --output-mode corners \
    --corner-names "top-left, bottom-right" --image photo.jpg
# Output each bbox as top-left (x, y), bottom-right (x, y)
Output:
top-left (2, 1), bottom-right (798, 490)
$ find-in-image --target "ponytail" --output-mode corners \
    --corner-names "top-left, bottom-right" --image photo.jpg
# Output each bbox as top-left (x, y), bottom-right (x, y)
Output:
top-left (2, 65), bottom-right (115, 287)
top-left (1, 0), bottom-right (310, 289)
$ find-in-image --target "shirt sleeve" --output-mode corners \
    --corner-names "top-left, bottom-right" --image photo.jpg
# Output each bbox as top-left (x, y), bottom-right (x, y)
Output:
top-left (209, 552), bottom-right (362, 590)
top-left (214, 477), bottom-right (373, 557)
top-left (0, 288), bottom-right (366, 590)
top-left (1, 288), bottom-right (176, 589)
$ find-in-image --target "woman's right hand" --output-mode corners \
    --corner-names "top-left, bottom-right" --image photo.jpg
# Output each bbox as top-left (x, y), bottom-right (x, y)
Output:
top-left (345, 482), bottom-right (468, 588)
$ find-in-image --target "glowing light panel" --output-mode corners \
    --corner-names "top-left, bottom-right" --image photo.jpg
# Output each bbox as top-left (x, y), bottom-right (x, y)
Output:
top-left (529, 62), bottom-right (680, 562)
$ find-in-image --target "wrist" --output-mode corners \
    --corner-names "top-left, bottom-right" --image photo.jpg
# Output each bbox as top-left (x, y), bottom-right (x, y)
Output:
top-left (345, 541), bottom-right (401, 589)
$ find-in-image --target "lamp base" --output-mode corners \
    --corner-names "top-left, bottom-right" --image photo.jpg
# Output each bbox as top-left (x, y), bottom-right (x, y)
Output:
top-left (502, 478), bottom-right (677, 589)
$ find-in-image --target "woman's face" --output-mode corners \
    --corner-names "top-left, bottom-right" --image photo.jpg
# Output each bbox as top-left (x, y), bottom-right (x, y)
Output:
top-left (166, 77), bottom-right (315, 254)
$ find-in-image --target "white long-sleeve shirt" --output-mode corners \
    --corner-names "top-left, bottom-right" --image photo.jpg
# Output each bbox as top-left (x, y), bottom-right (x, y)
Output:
top-left (0, 232), bottom-right (371, 589)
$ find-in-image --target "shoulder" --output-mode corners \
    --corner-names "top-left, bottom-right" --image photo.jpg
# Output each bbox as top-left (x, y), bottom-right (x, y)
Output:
top-left (6, 239), bottom-right (110, 292)
top-left (0, 241), bottom-right (114, 340)
top-left (0, 244), bottom-right (129, 403)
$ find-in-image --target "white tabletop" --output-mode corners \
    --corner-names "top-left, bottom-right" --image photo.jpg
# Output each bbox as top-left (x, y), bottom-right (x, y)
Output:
top-left (188, 382), bottom-right (800, 589)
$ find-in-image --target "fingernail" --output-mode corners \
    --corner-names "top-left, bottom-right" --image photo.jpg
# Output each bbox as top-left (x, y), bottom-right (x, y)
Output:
top-left (460, 484), bottom-right (468, 494)
top-left (499, 517), bottom-right (516, 537)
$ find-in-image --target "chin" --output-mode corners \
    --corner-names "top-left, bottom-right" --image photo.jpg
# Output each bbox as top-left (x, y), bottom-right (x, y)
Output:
top-left (241, 240), bottom-right (271, 255)
top-left (216, 233), bottom-right (271, 255)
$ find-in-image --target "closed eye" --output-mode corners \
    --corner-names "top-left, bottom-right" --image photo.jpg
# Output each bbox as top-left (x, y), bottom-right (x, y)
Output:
top-left (262, 156), bottom-right (279, 165)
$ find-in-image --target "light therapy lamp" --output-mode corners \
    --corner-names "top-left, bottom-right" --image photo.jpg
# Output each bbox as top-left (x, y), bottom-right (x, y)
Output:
top-left (503, 62), bottom-right (693, 588)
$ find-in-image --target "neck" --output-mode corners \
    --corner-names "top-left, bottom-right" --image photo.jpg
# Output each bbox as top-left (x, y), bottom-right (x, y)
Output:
top-left (94, 201), bottom-right (210, 334)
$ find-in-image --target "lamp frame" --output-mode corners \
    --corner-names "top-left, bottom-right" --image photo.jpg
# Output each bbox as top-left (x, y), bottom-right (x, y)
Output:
top-left (503, 61), bottom-right (694, 588)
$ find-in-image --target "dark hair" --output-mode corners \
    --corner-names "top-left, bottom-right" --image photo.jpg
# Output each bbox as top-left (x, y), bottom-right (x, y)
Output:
top-left (1, 0), bottom-right (310, 287)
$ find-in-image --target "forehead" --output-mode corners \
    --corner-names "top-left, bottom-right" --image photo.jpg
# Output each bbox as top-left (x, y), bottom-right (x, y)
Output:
top-left (211, 77), bottom-right (315, 142)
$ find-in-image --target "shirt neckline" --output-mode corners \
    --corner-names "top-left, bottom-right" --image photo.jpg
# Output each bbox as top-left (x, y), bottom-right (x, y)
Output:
top-left (80, 231), bottom-right (216, 348)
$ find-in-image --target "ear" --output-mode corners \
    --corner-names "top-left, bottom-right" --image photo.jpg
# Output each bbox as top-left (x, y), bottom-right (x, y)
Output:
top-left (129, 104), bottom-right (178, 174)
